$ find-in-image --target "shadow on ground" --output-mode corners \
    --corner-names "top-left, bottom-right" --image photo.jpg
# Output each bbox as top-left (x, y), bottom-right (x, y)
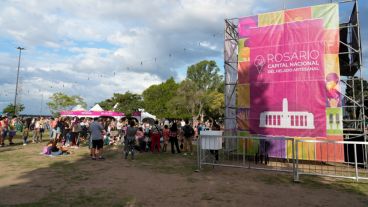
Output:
top-left (0, 140), bottom-right (368, 207)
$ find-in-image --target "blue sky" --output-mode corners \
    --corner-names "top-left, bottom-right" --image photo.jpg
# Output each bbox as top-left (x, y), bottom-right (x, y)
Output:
top-left (0, 0), bottom-right (367, 115)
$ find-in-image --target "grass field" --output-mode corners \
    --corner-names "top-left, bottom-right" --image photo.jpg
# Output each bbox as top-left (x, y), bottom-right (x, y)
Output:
top-left (0, 133), bottom-right (368, 207)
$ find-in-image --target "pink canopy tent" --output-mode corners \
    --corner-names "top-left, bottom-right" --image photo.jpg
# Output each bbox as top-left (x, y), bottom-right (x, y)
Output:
top-left (60, 110), bottom-right (125, 118)
top-left (60, 104), bottom-right (125, 119)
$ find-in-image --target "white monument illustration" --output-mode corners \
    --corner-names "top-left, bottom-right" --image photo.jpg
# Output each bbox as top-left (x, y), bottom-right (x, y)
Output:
top-left (259, 98), bottom-right (315, 129)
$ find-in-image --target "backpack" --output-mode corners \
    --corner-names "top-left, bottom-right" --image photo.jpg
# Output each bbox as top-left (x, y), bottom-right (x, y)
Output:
top-left (183, 125), bottom-right (194, 138)
top-left (151, 125), bottom-right (162, 136)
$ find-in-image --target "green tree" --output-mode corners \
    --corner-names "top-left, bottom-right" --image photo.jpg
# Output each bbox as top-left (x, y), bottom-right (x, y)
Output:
top-left (166, 95), bottom-right (192, 119)
top-left (99, 92), bottom-right (143, 116)
top-left (183, 60), bottom-right (224, 121)
top-left (2, 103), bottom-right (25, 115)
top-left (47, 92), bottom-right (87, 116)
top-left (169, 79), bottom-right (204, 120)
top-left (142, 77), bottom-right (179, 118)
top-left (204, 91), bottom-right (225, 120)
top-left (187, 60), bottom-right (222, 91)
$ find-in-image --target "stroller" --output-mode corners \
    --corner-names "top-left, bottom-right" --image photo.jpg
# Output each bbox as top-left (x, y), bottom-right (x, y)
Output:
top-left (124, 137), bottom-right (136, 160)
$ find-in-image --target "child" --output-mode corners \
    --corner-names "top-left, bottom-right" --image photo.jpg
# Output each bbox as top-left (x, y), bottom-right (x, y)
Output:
top-left (162, 125), bottom-right (170, 152)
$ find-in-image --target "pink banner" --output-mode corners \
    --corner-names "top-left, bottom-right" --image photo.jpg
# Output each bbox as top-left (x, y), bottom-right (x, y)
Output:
top-left (248, 19), bottom-right (326, 137)
top-left (60, 111), bottom-right (125, 117)
top-left (237, 3), bottom-right (343, 161)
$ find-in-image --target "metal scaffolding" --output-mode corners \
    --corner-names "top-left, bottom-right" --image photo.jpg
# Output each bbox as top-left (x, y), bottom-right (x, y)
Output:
top-left (224, 18), bottom-right (238, 136)
top-left (224, 0), bottom-right (366, 142)
top-left (338, 0), bottom-right (366, 143)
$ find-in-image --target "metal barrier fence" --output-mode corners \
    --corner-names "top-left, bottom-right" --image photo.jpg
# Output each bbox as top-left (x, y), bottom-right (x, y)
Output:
top-left (197, 134), bottom-right (368, 182)
top-left (295, 139), bottom-right (368, 182)
top-left (197, 134), bottom-right (296, 175)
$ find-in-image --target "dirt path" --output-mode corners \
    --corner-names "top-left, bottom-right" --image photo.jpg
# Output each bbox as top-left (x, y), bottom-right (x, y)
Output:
top-left (0, 142), bottom-right (367, 207)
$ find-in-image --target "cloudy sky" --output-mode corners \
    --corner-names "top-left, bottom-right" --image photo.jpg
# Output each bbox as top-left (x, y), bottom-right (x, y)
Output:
top-left (0, 0), bottom-right (367, 115)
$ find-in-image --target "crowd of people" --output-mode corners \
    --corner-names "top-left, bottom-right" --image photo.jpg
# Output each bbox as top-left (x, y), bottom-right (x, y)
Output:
top-left (0, 114), bottom-right (222, 160)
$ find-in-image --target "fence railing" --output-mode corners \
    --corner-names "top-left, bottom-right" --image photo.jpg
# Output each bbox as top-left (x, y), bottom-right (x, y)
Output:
top-left (197, 133), bottom-right (368, 182)
top-left (295, 139), bottom-right (368, 182)
top-left (197, 133), bottom-right (295, 175)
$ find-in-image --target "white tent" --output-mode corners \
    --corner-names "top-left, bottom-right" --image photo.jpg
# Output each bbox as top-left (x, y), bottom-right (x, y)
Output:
top-left (89, 104), bottom-right (104, 112)
top-left (132, 109), bottom-right (156, 123)
top-left (71, 105), bottom-right (86, 111)
top-left (141, 111), bottom-right (156, 120)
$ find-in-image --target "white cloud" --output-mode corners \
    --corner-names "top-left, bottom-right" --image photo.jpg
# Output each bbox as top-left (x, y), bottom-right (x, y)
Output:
top-left (9, 0), bottom-right (364, 114)
top-left (200, 41), bottom-right (218, 51)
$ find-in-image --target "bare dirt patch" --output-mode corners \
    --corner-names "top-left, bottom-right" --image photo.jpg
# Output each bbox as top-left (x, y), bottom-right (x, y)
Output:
top-left (0, 140), bottom-right (367, 207)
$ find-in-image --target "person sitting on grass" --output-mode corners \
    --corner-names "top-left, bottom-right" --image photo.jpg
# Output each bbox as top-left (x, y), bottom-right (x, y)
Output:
top-left (44, 139), bottom-right (69, 156)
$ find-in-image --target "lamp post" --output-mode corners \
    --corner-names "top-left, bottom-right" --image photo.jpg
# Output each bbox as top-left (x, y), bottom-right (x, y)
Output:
top-left (14, 47), bottom-right (25, 116)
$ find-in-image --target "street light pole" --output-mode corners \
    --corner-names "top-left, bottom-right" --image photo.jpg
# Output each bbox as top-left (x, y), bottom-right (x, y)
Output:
top-left (14, 46), bottom-right (25, 116)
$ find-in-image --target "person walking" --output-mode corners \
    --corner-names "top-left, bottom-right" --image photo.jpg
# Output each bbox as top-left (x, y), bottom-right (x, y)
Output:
top-left (210, 121), bottom-right (221, 161)
top-left (55, 117), bottom-right (64, 142)
top-left (50, 118), bottom-right (58, 140)
top-left (116, 118), bottom-right (123, 141)
top-left (89, 118), bottom-right (106, 160)
top-left (63, 119), bottom-right (71, 146)
top-left (80, 118), bottom-right (89, 142)
top-left (150, 120), bottom-right (162, 153)
top-left (136, 127), bottom-right (146, 152)
top-left (32, 118), bottom-right (41, 143)
top-left (22, 119), bottom-right (30, 145)
top-left (8, 116), bottom-right (17, 145)
top-left (1, 117), bottom-right (9, 146)
top-left (162, 125), bottom-right (170, 152)
top-left (125, 120), bottom-right (138, 159)
top-left (182, 120), bottom-right (194, 156)
top-left (169, 122), bottom-right (180, 154)
top-left (71, 117), bottom-right (81, 146)
top-left (39, 117), bottom-right (45, 142)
